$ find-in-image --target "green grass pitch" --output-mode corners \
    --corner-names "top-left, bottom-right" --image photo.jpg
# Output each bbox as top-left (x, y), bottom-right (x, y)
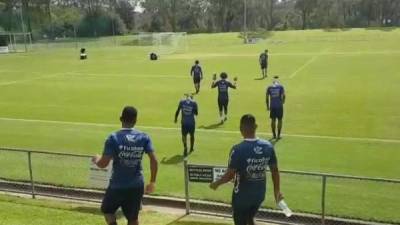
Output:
top-left (0, 194), bottom-right (237, 225)
top-left (0, 28), bottom-right (399, 223)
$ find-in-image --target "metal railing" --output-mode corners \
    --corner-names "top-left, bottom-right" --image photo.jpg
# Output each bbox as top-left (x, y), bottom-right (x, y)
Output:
top-left (183, 160), bottom-right (400, 225)
top-left (0, 147), bottom-right (399, 225)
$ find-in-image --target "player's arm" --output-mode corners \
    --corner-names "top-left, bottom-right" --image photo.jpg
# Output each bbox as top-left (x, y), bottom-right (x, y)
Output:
top-left (210, 147), bottom-right (237, 190)
top-left (174, 103), bottom-right (181, 123)
top-left (229, 80), bottom-right (237, 89)
top-left (190, 66), bottom-right (194, 77)
top-left (92, 135), bottom-right (115, 168)
top-left (269, 149), bottom-right (283, 203)
top-left (145, 151), bottom-right (158, 193)
top-left (144, 137), bottom-right (158, 194)
top-left (266, 88), bottom-right (270, 111)
top-left (211, 78), bottom-right (218, 88)
top-left (281, 88), bottom-right (286, 104)
top-left (92, 155), bottom-right (112, 168)
top-left (194, 103), bottom-right (198, 116)
top-left (200, 67), bottom-right (203, 80)
top-left (270, 164), bottom-right (282, 203)
top-left (210, 168), bottom-right (235, 190)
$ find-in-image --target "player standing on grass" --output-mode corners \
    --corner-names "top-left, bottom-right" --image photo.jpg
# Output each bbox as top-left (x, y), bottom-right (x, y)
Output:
top-left (211, 72), bottom-right (237, 124)
top-left (210, 114), bottom-right (283, 225)
top-left (259, 49), bottom-right (269, 79)
top-left (266, 76), bottom-right (285, 139)
top-left (92, 106), bottom-right (158, 225)
top-left (190, 60), bottom-right (203, 94)
top-left (175, 94), bottom-right (198, 156)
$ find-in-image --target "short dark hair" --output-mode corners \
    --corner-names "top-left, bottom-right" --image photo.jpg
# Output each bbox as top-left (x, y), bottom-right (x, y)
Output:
top-left (80, 48), bottom-right (86, 53)
top-left (195, 60), bottom-right (199, 64)
top-left (121, 106), bottom-right (137, 123)
top-left (240, 114), bottom-right (256, 128)
top-left (220, 72), bottom-right (228, 79)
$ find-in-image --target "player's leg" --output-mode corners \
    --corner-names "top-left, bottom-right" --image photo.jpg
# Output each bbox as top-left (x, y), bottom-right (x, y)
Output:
top-left (277, 108), bottom-right (283, 139)
top-left (246, 205), bottom-right (260, 225)
top-left (218, 99), bottom-right (224, 123)
top-left (223, 101), bottom-right (229, 121)
top-left (270, 109), bottom-right (277, 138)
top-left (232, 207), bottom-right (248, 225)
top-left (181, 125), bottom-right (188, 156)
top-left (121, 186), bottom-right (144, 225)
top-left (196, 81), bottom-right (201, 94)
top-left (189, 125), bottom-right (195, 152)
top-left (101, 189), bottom-right (121, 225)
top-left (271, 118), bottom-right (277, 139)
top-left (104, 215), bottom-right (118, 225)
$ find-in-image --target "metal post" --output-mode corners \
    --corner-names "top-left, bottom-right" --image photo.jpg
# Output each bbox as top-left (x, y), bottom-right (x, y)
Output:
top-left (27, 151), bottom-right (36, 199)
top-left (321, 175), bottom-right (327, 225)
top-left (184, 157), bottom-right (190, 215)
top-left (243, 0), bottom-right (248, 43)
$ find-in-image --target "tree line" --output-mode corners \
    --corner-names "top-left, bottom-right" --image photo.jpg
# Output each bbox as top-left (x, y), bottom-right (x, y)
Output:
top-left (0, 0), bottom-right (399, 39)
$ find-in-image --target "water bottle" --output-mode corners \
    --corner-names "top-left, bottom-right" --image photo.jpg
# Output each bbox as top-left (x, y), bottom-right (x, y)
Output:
top-left (278, 200), bottom-right (293, 217)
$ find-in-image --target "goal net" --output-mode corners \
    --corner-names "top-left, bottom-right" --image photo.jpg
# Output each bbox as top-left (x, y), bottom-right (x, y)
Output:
top-left (137, 32), bottom-right (187, 55)
top-left (0, 32), bottom-right (31, 53)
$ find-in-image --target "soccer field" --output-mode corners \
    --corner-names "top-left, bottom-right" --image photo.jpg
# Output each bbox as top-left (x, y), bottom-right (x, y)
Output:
top-left (0, 194), bottom-right (238, 225)
top-left (0, 28), bottom-right (399, 223)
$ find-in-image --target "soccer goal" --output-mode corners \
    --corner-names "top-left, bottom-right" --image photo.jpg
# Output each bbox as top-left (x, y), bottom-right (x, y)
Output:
top-left (138, 32), bottom-right (188, 55)
top-left (0, 32), bottom-right (32, 53)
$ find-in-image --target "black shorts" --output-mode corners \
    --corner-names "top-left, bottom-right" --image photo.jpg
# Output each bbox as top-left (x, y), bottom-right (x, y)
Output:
top-left (218, 98), bottom-right (229, 112)
top-left (232, 204), bottom-right (261, 225)
top-left (261, 63), bottom-right (267, 69)
top-left (181, 124), bottom-right (195, 136)
top-left (270, 107), bottom-right (283, 120)
top-left (193, 76), bottom-right (201, 84)
top-left (101, 186), bottom-right (144, 221)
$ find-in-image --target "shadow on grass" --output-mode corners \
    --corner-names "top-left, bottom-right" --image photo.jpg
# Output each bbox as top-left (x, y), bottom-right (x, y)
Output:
top-left (72, 206), bottom-right (125, 219)
top-left (254, 76), bottom-right (267, 80)
top-left (198, 122), bottom-right (223, 130)
top-left (161, 155), bottom-right (184, 165)
top-left (171, 222), bottom-right (228, 225)
top-left (167, 215), bottom-right (228, 225)
top-left (268, 138), bottom-right (281, 146)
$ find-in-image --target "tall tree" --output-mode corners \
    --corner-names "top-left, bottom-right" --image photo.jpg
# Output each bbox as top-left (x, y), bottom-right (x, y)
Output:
top-left (295, 0), bottom-right (317, 29)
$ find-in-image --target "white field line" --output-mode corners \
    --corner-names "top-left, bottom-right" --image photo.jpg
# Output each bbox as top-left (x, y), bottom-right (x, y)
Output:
top-left (288, 55), bottom-right (319, 79)
top-left (0, 117), bottom-right (399, 144)
top-left (165, 51), bottom-right (400, 59)
top-left (67, 72), bottom-right (186, 79)
top-left (0, 72), bottom-right (72, 86)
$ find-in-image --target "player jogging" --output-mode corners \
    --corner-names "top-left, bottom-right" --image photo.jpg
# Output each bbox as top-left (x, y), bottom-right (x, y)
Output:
top-left (259, 49), bottom-right (269, 79)
top-left (211, 72), bottom-right (237, 124)
top-left (92, 106), bottom-right (158, 225)
top-left (175, 94), bottom-right (198, 156)
top-left (210, 114), bottom-right (283, 225)
top-left (190, 60), bottom-right (203, 94)
top-left (266, 76), bottom-right (286, 139)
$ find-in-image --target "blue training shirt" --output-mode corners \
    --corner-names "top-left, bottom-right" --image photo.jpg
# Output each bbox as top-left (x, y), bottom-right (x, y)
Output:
top-left (213, 80), bottom-right (235, 100)
top-left (228, 138), bottom-right (277, 207)
top-left (267, 83), bottom-right (285, 109)
top-left (103, 128), bottom-right (154, 189)
top-left (177, 99), bottom-right (198, 125)
top-left (191, 65), bottom-right (203, 78)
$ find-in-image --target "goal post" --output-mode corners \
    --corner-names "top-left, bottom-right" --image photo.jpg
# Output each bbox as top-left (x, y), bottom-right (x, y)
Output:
top-left (137, 32), bottom-right (188, 55)
top-left (0, 32), bottom-right (32, 53)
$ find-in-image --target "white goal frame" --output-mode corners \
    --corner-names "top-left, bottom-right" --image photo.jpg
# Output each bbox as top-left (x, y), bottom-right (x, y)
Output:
top-left (138, 32), bottom-right (188, 55)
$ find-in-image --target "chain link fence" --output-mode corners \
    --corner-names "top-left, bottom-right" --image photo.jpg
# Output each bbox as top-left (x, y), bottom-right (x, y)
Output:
top-left (1, 147), bottom-right (399, 225)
